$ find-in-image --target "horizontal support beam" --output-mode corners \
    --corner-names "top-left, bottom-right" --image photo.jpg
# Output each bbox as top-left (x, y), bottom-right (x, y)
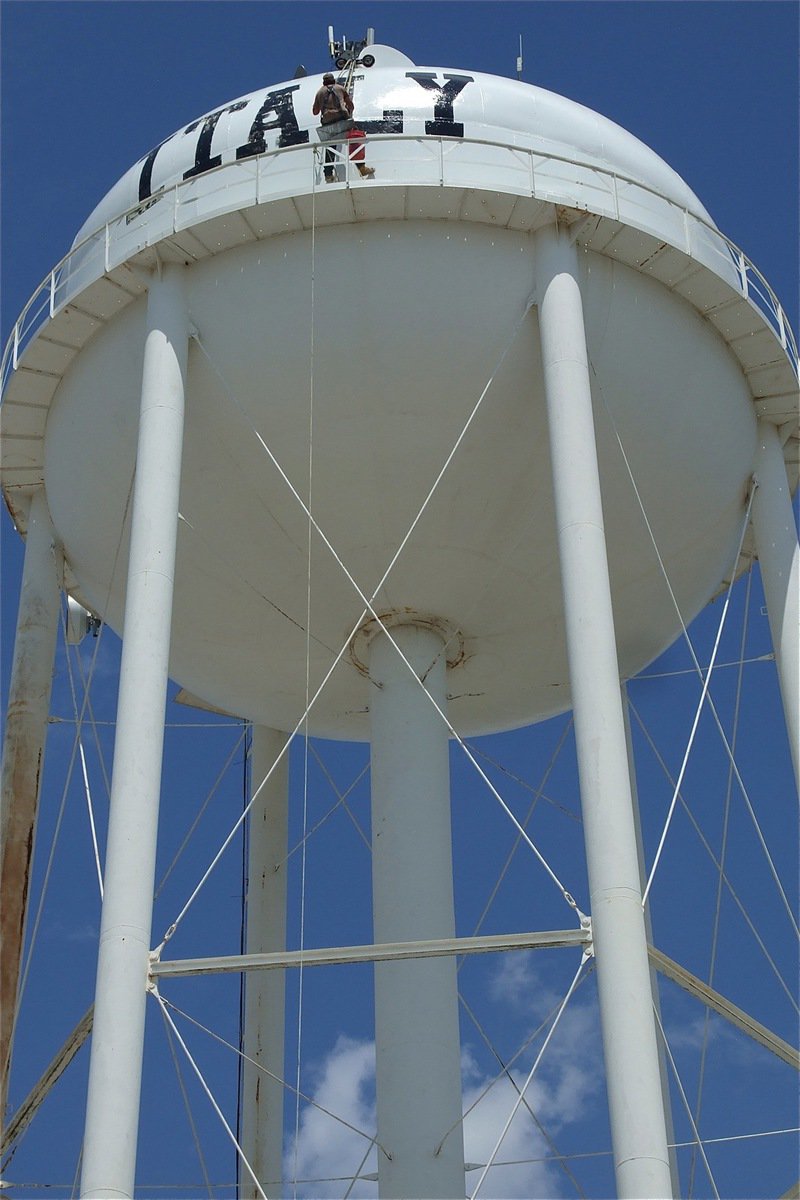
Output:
top-left (150, 928), bottom-right (589, 980)
top-left (6, 937), bottom-right (796, 1162)
top-left (649, 946), bottom-right (800, 1071)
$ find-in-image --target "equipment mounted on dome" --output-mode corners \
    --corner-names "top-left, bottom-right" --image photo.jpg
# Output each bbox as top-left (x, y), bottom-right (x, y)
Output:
top-left (327, 25), bottom-right (376, 71)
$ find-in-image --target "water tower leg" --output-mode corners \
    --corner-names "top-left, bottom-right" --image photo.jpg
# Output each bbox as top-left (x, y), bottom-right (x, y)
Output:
top-left (534, 223), bottom-right (673, 1199)
top-left (368, 624), bottom-right (466, 1199)
top-left (0, 487), bottom-right (61, 1131)
top-left (80, 266), bottom-right (188, 1199)
top-left (751, 419), bottom-right (800, 791)
top-left (621, 685), bottom-right (681, 1195)
top-left (240, 725), bottom-right (289, 1198)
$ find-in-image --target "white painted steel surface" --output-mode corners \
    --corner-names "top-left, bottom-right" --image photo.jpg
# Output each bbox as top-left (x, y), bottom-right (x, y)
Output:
top-left (1, 43), bottom-right (795, 744)
top-left (35, 225), bottom-right (758, 737)
top-left (751, 421), bottom-right (800, 789)
top-left (535, 225), bottom-right (672, 1197)
top-left (621, 687), bottom-right (680, 1194)
top-left (0, 488), bottom-right (62, 1126)
top-left (368, 625), bottom-right (465, 1199)
top-left (240, 726), bottom-right (290, 1199)
top-left (80, 268), bottom-right (188, 1199)
top-left (150, 928), bottom-right (590, 977)
top-left (71, 44), bottom-right (714, 243)
top-left (3, 138), bottom-right (795, 386)
top-left (0, 34), bottom-right (795, 1200)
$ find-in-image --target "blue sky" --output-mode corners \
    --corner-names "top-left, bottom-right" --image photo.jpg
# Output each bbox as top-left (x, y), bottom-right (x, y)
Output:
top-left (1, 3), bottom-right (798, 1198)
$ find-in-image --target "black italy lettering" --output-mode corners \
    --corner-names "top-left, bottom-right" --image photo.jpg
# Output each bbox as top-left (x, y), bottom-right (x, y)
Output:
top-left (138, 139), bottom-right (170, 201)
top-left (356, 111), bottom-right (403, 135)
top-left (405, 72), bottom-right (474, 137)
top-left (236, 85), bottom-right (309, 159)
top-left (183, 102), bottom-right (248, 179)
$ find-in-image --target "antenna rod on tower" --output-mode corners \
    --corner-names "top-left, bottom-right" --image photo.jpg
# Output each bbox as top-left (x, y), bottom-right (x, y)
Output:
top-left (516, 34), bottom-right (523, 80)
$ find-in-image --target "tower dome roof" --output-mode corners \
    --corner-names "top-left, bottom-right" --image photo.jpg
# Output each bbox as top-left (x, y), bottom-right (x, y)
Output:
top-left (73, 42), bottom-right (714, 244)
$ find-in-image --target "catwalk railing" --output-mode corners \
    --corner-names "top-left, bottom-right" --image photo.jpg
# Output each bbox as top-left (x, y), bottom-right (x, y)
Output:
top-left (2, 134), bottom-right (797, 394)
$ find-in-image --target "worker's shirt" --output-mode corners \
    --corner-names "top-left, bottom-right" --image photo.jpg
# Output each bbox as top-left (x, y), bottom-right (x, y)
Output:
top-left (313, 84), bottom-right (354, 125)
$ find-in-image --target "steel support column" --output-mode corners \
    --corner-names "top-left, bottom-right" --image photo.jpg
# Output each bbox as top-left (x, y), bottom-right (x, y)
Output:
top-left (0, 487), bottom-right (62, 1131)
top-left (80, 267), bottom-right (189, 1199)
top-left (535, 223), bottom-right (673, 1198)
top-left (621, 685), bottom-right (681, 1195)
top-left (368, 624), bottom-right (465, 1199)
top-left (240, 725), bottom-right (289, 1198)
top-left (751, 419), bottom-right (799, 791)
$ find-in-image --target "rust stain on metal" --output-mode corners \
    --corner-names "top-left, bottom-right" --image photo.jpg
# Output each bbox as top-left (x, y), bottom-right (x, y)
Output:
top-left (639, 241), bottom-right (669, 269)
top-left (1, 744), bottom-right (41, 1107)
top-left (1, 528), bottom-right (61, 1124)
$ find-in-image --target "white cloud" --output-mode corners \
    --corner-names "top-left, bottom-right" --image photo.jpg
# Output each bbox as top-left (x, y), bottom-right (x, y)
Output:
top-left (664, 1007), bottom-right (766, 1071)
top-left (489, 951), bottom-right (541, 1011)
top-left (462, 1071), bottom-right (567, 1198)
top-left (284, 958), bottom-right (603, 1200)
top-left (284, 1036), bottom-right (378, 1199)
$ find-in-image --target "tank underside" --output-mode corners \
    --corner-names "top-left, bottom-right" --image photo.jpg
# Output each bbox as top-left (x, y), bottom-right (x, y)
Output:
top-left (38, 221), bottom-right (756, 737)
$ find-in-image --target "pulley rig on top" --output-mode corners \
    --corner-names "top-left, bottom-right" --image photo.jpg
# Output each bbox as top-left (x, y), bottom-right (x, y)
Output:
top-left (327, 25), bottom-right (376, 92)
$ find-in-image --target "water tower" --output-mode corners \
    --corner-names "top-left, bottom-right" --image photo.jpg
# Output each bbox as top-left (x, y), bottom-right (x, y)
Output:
top-left (1, 29), bottom-right (797, 1199)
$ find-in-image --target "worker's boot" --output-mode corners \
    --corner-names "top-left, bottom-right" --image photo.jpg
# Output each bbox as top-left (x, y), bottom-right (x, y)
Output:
top-left (358, 164), bottom-right (375, 178)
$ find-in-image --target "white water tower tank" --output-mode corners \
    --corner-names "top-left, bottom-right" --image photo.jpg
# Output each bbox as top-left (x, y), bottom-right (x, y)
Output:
top-left (2, 35), bottom-right (797, 1200)
top-left (2, 42), bottom-right (796, 738)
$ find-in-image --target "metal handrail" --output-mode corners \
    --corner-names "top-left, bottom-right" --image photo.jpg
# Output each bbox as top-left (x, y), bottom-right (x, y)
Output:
top-left (2, 134), bottom-right (797, 395)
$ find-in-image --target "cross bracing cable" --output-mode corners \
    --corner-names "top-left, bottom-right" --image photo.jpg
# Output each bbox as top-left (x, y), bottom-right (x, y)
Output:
top-left (70, 640), bottom-right (112, 801)
top-left (159, 1001), bottom-right (215, 1198)
top-left (636, 653), bottom-right (774, 680)
top-left (163, 310), bottom-right (585, 942)
top-left (211, 383), bottom-right (586, 911)
top-left (457, 989), bottom-right (587, 1198)
top-left (77, 739), bottom-right (103, 902)
top-left (12, 1128), bottom-right (799, 1191)
top-left (157, 614), bottom-right (374, 948)
top-left (689, 555), bottom-right (753, 1197)
top-left (160, 587), bottom-right (584, 943)
top-left (469, 954), bottom-right (590, 1200)
top-left (154, 729), bottom-right (247, 901)
top-left (176, 511), bottom-right (338, 656)
top-left (595, 379), bottom-right (798, 937)
top-left (154, 990), bottom-right (269, 1200)
top-left (192, 299), bottom-right (532, 668)
top-left (721, 750), bottom-right (800, 939)
top-left (15, 726), bottom-right (85, 1022)
top-left (628, 697), bottom-right (799, 1014)
top-left (14, 473), bottom-right (133, 1032)
top-left (70, 1141), bottom-right (82, 1200)
top-left (157, 994), bottom-right (386, 1153)
top-left (371, 644), bottom-right (586, 918)
top-left (653, 1004), bottom-right (721, 1200)
top-left (464, 729), bottom-right (580, 824)
top-left (436, 960), bottom-right (596, 1156)
top-left (641, 489), bottom-right (755, 911)
top-left (272, 721), bottom-right (586, 1187)
top-left (277, 760), bottom-right (371, 869)
top-left (464, 1125), bottom-right (800, 1165)
top-left (60, 614), bottom-right (104, 898)
top-left (292, 151), bottom-right (319, 1200)
top-left (307, 741), bottom-right (371, 851)
top-left (341, 1135), bottom-right (379, 1200)
top-left (464, 716), bottom-right (577, 955)
top-left (11, 1124), bottom-right (800, 1192)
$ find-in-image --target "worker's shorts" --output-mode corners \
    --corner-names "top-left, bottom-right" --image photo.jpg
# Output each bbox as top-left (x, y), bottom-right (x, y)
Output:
top-left (318, 118), bottom-right (353, 141)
